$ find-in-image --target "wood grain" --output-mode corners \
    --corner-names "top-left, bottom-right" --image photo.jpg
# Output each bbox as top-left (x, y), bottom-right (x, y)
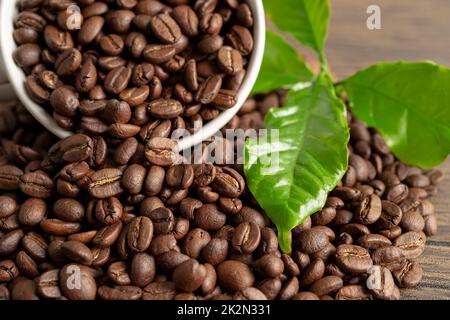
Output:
top-left (326, 0), bottom-right (450, 300)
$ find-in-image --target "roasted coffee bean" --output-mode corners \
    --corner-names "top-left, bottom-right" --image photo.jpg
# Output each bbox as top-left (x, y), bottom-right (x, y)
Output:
top-left (150, 13), bottom-right (181, 44)
top-left (16, 250), bottom-right (39, 278)
top-left (88, 168), bottom-right (123, 198)
top-left (13, 43), bottom-right (41, 68)
top-left (195, 75), bottom-right (222, 104)
top-left (148, 99), bottom-right (184, 119)
top-left (369, 267), bottom-right (400, 300)
top-left (19, 171), bottom-right (53, 198)
top-left (254, 254), bottom-right (284, 278)
top-left (108, 261), bottom-right (131, 286)
top-left (392, 260), bottom-right (423, 288)
top-left (211, 167), bottom-right (245, 198)
top-left (142, 281), bottom-right (176, 300)
top-left (0, 260), bottom-right (19, 283)
top-left (0, 165), bottom-right (23, 190)
top-left (131, 253), bottom-right (155, 288)
top-left (60, 263), bottom-right (97, 300)
top-left (122, 164), bottom-right (146, 194)
top-left (145, 137), bottom-right (182, 166)
top-left (173, 259), bottom-right (206, 292)
top-left (386, 184), bottom-right (409, 204)
top-left (356, 234), bottom-right (392, 250)
top-left (296, 229), bottom-right (329, 254)
top-left (300, 258), bottom-right (325, 287)
top-left (310, 276), bottom-right (343, 297)
top-left (61, 240), bottom-right (93, 265)
top-left (0, 196), bottom-right (17, 219)
top-left (94, 197), bottom-right (123, 225)
top-left (0, 229), bottom-right (24, 256)
top-left (336, 244), bottom-right (373, 273)
top-left (53, 198), bottom-right (85, 222)
top-left (227, 25), bottom-right (253, 55)
top-left (78, 16), bottom-right (104, 45)
top-left (98, 285), bottom-right (142, 300)
top-left (93, 221), bottom-right (123, 248)
top-left (400, 210), bottom-right (425, 232)
top-left (371, 246), bottom-right (406, 272)
top-left (355, 194), bottom-right (382, 224)
top-left (146, 208), bottom-right (174, 235)
top-left (336, 285), bottom-right (371, 300)
top-left (217, 260), bottom-right (254, 292)
top-left (217, 46), bottom-right (243, 75)
top-left (127, 216), bottom-right (153, 252)
top-left (182, 228), bottom-right (211, 259)
top-left (232, 222), bottom-right (260, 254)
top-left (193, 204), bottom-right (226, 231)
top-left (394, 231), bottom-right (426, 259)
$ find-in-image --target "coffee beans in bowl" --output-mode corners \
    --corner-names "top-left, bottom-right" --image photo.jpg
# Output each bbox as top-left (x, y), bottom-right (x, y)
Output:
top-left (12, 0), bottom-right (256, 142)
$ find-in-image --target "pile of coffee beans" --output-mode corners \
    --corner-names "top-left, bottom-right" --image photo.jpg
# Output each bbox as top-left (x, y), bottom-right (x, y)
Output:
top-left (0, 89), bottom-right (442, 300)
top-left (13, 0), bottom-right (254, 134)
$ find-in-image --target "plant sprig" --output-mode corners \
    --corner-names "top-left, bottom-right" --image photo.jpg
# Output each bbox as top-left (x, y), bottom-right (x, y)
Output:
top-left (246, 0), bottom-right (450, 252)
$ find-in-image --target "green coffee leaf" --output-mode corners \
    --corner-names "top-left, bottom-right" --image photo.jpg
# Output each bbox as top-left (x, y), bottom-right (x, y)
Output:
top-left (244, 74), bottom-right (349, 253)
top-left (253, 31), bottom-right (313, 94)
top-left (342, 62), bottom-right (450, 168)
top-left (264, 0), bottom-right (330, 59)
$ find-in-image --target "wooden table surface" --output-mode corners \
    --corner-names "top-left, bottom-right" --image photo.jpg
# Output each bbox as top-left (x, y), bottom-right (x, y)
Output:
top-left (326, 0), bottom-right (450, 300)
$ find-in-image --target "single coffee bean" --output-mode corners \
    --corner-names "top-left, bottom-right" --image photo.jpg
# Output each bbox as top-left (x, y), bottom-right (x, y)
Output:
top-left (300, 258), bottom-right (325, 287)
top-left (386, 184), bottom-right (409, 204)
top-left (371, 246), bottom-right (406, 272)
top-left (335, 244), bottom-right (373, 273)
top-left (296, 229), bottom-right (329, 254)
top-left (97, 285), bottom-right (142, 300)
top-left (254, 254), bottom-right (284, 278)
top-left (182, 228), bottom-right (211, 259)
top-left (309, 276), bottom-right (343, 297)
top-left (16, 250), bottom-right (39, 278)
top-left (19, 171), bottom-right (53, 198)
top-left (217, 260), bottom-right (254, 292)
top-left (195, 75), bottom-right (222, 104)
top-left (122, 164), bottom-right (146, 194)
top-left (0, 196), bottom-right (17, 219)
top-left (13, 43), bottom-right (41, 68)
top-left (227, 25), bottom-right (253, 55)
top-left (369, 267), bottom-right (400, 300)
top-left (211, 167), bottom-right (245, 198)
top-left (55, 48), bottom-right (82, 76)
top-left (142, 281), bottom-right (176, 300)
top-left (400, 210), bottom-right (425, 232)
top-left (173, 259), bottom-right (207, 292)
top-left (78, 16), bottom-right (105, 45)
top-left (217, 46), bottom-right (243, 75)
top-left (0, 165), bottom-right (23, 190)
top-left (392, 260), bottom-right (423, 288)
top-left (172, 5), bottom-right (199, 37)
top-left (104, 66), bottom-right (132, 95)
top-left (108, 261), bottom-right (131, 286)
top-left (145, 137), bottom-right (182, 166)
top-left (88, 168), bottom-right (123, 199)
top-left (336, 285), bottom-right (372, 300)
top-left (193, 204), bottom-right (226, 231)
top-left (150, 13), bottom-right (181, 44)
top-left (232, 222), bottom-right (261, 254)
top-left (127, 216), bottom-right (153, 252)
top-left (53, 198), bottom-right (85, 222)
top-left (130, 253), bottom-right (155, 288)
top-left (355, 194), bottom-right (382, 225)
top-left (92, 221), bottom-right (123, 248)
top-left (356, 234), bottom-right (392, 250)
top-left (60, 263), bottom-right (97, 300)
top-left (19, 233), bottom-right (47, 265)
top-left (61, 240), bottom-right (93, 265)
top-left (0, 260), bottom-right (19, 283)
top-left (0, 229), bottom-right (25, 256)
top-left (394, 231), bottom-right (426, 259)
top-left (94, 197), bottom-right (123, 225)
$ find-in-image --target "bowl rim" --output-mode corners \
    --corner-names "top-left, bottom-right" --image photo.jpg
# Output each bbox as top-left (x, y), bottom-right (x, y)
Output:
top-left (0, 0), bottom-right (265, 150)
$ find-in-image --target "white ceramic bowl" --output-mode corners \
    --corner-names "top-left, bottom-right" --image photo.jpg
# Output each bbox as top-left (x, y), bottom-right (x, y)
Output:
top-left (0, 0), bottom-right (265, 150)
